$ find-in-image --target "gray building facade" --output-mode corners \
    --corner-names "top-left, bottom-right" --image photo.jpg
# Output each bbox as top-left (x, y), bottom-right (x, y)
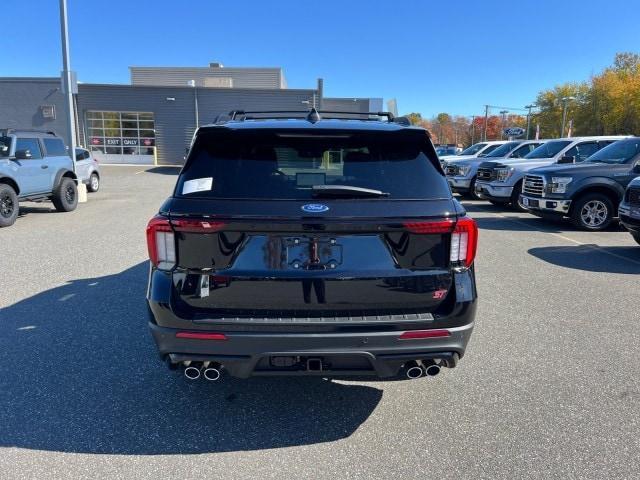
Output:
top-left (0, 66), bottom-right (383, 165)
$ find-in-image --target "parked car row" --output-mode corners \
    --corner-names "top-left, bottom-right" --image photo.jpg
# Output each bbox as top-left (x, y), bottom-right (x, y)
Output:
top-left (442, 136), bottom-right (640, 243)
top-left (0, 128), bottom-right (101, 228)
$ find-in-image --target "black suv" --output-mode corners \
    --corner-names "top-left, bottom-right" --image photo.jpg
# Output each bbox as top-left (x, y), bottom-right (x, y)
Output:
top-left (619, 177), bottom-right (640, 245)
top-left (146, 110), bottom-right (478, 381)
top-left (520, 138), bottom-right (640, 230)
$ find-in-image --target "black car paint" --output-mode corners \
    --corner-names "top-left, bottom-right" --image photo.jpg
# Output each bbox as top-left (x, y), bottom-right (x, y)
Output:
top-left (146, 119), bottom-right (477, 379)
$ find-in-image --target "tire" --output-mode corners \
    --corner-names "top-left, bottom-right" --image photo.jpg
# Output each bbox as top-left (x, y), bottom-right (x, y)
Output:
top-left (51, 177), bottom-right (78, 212)
top-left (0, 183), bottom-right (19, 228)
top-left (570, 193), bottom-right (614, 231)
top-left (467, 177), bottom-right (481, 200)
top-left (87, 173), bottom-right (100, 193)
top-left (510, 182), bottom-right (528, 212)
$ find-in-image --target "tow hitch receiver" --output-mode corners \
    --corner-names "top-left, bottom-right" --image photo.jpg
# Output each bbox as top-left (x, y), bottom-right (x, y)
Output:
top-left (306, 358), bottom-right (323, 372)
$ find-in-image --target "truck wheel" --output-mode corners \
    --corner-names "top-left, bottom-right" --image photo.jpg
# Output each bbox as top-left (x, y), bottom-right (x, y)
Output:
top-left (87, 173), bottom-right (100, 192)
top-left (570, 193), bottom-right (613, 231)
top-left (0, 184), bottom-right (19, 228)
top-left (52, 177), bottom-right (78, 212)
top-left (510, 182), bottom-right (527, 212)
top-left (467, 177), bottom-right (481, 200)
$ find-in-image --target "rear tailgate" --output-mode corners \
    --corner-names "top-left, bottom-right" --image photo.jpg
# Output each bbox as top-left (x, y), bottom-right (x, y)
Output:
top-left (167, 198), bottom-right (459, 320)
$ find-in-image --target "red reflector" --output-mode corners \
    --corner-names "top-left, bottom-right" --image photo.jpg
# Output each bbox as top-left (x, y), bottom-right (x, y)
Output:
top-left (171, 219), bottom-right (226, 233)
top-left (399, 329), bottom-right (451, 340)
top-left (403, 220), bottom-right (455, 234)
top-left (175, 332), bottom-right (227, 341)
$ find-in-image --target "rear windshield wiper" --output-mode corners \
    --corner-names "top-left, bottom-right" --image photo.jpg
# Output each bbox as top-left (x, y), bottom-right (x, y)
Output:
top-left (311, 185), bottom-right (390, 198)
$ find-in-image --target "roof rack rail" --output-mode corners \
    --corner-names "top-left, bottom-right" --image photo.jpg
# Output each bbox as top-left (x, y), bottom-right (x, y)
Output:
top-left (1, 128), bottom-right (57, 136)
top-left (228, 108), bottom-right (405, 124)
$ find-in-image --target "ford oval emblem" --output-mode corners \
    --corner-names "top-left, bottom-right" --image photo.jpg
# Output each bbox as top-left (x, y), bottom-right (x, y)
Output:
top-left (301, 203), bottom-right (329, 213)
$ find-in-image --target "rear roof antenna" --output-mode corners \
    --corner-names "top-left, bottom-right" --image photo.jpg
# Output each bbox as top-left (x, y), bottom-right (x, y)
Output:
top-left (307, 108), bottom-right (321, 123)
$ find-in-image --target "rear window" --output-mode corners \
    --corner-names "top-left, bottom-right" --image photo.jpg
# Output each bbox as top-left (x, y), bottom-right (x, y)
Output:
top-left (176, 129), bottom-right (450, 200)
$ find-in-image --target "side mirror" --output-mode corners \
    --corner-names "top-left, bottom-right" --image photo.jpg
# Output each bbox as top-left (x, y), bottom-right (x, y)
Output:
top-left (14, 149), bottom-right (32, 160)
top-left (557, 155), bottom-right (575, 164)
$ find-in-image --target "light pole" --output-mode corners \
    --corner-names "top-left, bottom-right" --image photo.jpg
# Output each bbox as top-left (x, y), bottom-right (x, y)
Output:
top-left (59, 0), bottom-right (76, 168)
top-left (499, 110), bottom-right (508, 138)
top-left (188, 80), bottom-right (199, 128)
top-left (482, 105), bottom-right (489, 141)
top-left (525, 104), bottom-right (536, 139)
top-left (560, 96), bottom-right (575, 137)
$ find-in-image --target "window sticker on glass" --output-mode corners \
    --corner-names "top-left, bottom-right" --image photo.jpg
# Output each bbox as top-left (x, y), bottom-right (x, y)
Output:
top-left (182, 177), bottom-right (213, 195)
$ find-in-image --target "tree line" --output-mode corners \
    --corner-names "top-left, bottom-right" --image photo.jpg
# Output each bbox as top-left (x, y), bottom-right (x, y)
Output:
top-left (405, 52), bottom-right (640, 145)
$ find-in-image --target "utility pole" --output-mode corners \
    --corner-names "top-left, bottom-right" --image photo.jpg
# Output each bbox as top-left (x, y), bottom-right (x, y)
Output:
top-left (59, 0), bottom-right (76, 169)
top-left (483, 105), bottom-right (489, 141)
top-left (499, 110), bottom-right (508, 139)
top-left (560, 96), bottom-right (575, 137)
top-left (470, 115), bottom-right (476, 145)
top-left (525, 104), bottom-right (536, 139)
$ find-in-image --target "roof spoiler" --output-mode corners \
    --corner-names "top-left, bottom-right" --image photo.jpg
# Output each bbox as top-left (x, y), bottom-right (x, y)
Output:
top-left (226, 108), bottom-right (411, 125)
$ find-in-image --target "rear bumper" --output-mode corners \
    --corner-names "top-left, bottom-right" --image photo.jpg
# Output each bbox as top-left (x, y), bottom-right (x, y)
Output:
top-left (147, 267), bottom-right (477, 378)
top-left (149, 321), bottom-right (474, 378)
top-left (520, 195), bottom-right (572, 215)
top-left (475, 182), bottom-right (513, 201)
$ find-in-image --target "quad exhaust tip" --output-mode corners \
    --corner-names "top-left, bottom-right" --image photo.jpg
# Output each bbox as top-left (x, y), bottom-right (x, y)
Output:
top-left (405, 361), bottom-right (424, 379)
top-left (184, 364), bottom-right (201, 380)
top-left (424, 364), bottom-right (441, 377)
top-left (203, 365), bottom-right (222, 381)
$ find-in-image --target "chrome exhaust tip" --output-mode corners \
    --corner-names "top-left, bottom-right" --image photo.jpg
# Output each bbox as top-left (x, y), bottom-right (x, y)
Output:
top-left (184, 364), bottom-right (202, 380)
top-left (424, 362), bottom-right (441, 377)
top-left (203, 365), bottom-right (222, 381)
top-left (405, 361), bottom-right (424, 379)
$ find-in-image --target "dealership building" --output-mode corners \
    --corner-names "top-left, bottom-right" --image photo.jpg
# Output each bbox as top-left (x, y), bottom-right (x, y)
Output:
top-left (0, 63), bottom-right (383, 165)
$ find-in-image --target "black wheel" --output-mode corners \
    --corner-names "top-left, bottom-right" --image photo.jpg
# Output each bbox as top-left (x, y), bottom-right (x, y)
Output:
top-left (570, 193), bottom-right (613, 231)
top-left (52, 177), bottom-right (78, 212)
top-left (510, 181), bottom-right (528, 212)
top-left (631, 232), bottom-right (640, 246)
top-left (87, 173), bottom-right (100, 192)
top-left (467, 177), bottom-right (481, 200)
top-left (0, 183), bottom-right (19, 228)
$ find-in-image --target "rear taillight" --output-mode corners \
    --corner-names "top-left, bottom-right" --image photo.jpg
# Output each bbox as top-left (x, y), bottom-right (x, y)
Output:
top-left (171, 218), bottom-right (225, 233)
top-left (403, 216), bottom-right (478, 268)
top-left (404, 220), bottom-right (455, 234)
top-left (146, 216), bottom-right (175, 270)
top-left (450, 217), bottom-right (478, 268)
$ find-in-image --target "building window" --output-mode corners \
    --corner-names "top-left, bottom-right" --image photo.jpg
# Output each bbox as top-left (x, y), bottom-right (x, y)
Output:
top-left (86, 111), bottom-right (155, 164)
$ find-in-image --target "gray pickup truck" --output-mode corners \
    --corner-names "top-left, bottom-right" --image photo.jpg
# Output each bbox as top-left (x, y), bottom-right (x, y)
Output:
top-left (0, 129), bottom-right (78, 228)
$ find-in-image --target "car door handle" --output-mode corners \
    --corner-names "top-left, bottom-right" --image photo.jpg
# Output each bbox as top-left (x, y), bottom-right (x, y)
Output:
top-left (41, 165), bottom-right (49, 169)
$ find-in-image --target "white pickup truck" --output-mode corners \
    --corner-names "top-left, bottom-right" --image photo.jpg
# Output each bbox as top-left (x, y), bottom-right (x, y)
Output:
top-left (474, 136), bottom-right (629, 210)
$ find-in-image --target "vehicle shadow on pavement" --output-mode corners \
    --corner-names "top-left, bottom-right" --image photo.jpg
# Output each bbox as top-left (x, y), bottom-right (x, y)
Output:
top-left (0, 262), bottom-right (382, 455)
top-left (528, 245), bottom-right (640, 274)
top-left (144, 166), bottom-right (181, 175)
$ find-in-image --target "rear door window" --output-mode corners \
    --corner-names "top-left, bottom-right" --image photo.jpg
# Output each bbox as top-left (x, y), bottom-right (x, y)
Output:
top-left (43, 138), bottom-right (67, 156)
top-left (177, 129), bottom-right (449, 200)
top-left (16, 138), bottom-right (43, 159)
top-left (565, 142), bottom-right (599, 162)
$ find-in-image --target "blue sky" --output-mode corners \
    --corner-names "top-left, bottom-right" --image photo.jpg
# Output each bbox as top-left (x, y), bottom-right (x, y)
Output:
top-left (3, 0), bottom-right (638, 117)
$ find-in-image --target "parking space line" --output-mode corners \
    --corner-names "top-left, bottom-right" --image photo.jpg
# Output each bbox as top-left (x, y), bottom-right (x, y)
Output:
top-left (471, 205), bottom-right (640, 266)
top-left (134, 170), bottom-right (146, 175)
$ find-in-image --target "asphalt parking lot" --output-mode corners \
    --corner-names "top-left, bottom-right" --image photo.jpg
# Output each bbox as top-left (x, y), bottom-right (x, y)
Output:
top-left (1, 165), bottom-right (639, 480)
